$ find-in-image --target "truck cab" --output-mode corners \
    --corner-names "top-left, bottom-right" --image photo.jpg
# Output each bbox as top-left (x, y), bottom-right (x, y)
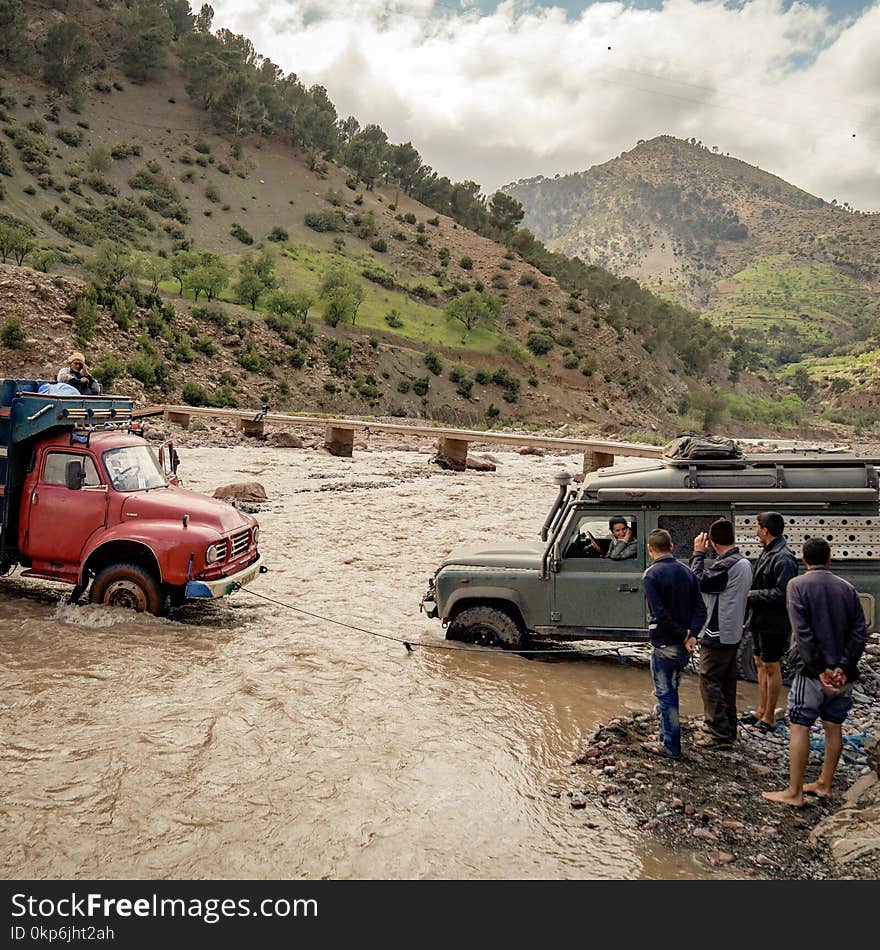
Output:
top-left (1, 379), bottom-right (263, 612)
top-left (421, 448), bottom-right (880, 649)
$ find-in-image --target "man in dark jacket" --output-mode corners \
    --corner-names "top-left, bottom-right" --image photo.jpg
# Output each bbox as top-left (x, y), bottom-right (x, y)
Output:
top-left (742, 511), bottom-right (798, 734)
top-left (763, 539), bottom-right (867, 807)
top-left (641, 528), bottom-right (707, 759)
top-left (690, 518), bottom-right (752, 748)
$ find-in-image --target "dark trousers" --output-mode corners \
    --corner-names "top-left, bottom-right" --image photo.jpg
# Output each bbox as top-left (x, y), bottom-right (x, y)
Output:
top-left (699, 643), bottom-right (739, 741)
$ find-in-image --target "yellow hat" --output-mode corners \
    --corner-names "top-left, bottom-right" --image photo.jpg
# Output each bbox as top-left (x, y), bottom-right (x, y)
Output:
top-left (68, 352), bottom-right (86, 365)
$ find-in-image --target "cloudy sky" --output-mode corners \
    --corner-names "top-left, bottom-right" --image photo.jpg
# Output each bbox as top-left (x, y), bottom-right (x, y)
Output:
top-left (210, 1), bottom-right (880, 211)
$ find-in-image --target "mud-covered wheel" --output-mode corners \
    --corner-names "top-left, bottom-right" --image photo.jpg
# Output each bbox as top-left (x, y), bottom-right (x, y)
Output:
top-left (447, 605), bottom-right (525, 648)
top-left (90, 563), bottom-right (163, 614)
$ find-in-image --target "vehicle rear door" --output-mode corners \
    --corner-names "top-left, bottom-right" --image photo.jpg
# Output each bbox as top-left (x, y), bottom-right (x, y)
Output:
top-left (24, 451), bottom-right (106, 572)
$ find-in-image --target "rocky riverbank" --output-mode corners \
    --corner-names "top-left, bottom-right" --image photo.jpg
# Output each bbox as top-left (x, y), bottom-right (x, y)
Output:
top-left (569, 649), bottom-right (880, 879)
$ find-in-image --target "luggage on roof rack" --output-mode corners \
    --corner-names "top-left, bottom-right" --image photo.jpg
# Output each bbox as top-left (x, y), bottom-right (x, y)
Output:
top-left (663, 432), bottom-right (743, 462)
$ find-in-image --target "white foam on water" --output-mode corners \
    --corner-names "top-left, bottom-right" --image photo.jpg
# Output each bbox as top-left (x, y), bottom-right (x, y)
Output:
top-left (53, 600), bottom-right (170, 628)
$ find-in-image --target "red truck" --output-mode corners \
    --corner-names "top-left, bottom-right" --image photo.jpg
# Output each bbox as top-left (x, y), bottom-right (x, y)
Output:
top-left (0, 379), bottom-right (263, 612)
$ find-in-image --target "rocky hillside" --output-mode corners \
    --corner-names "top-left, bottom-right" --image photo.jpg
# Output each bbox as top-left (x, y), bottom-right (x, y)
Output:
top-left (505, 136), bottom-right (880, 365)
top-left (0, 4), bottom-right (760, 434)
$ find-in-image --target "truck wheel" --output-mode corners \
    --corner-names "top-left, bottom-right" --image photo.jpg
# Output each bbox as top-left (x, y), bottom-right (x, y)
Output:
top-left (447, 605), bottom-right (525, 649)
top-left (90, 563), bottom-right (163, 614)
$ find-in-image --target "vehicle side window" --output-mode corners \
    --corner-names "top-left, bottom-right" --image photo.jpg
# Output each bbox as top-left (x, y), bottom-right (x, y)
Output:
top-left (565, 514), bottom-right (641, 563)
top-left (43, 452), bottom-right (101, 487)
top-left (657, 514), bottom-right (728, 560)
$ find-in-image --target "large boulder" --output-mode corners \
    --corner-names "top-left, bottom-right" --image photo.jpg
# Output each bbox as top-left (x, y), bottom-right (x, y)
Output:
top-left (268, 431), bottom-right (305, 449)
top-left (466, 455), bottom-right (497, 472)
top-left (212, 482), bottom-right (268, 502)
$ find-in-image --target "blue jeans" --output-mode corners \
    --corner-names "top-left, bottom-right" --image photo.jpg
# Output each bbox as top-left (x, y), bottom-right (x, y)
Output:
top-left (651, 644), bottom-right (690, 757)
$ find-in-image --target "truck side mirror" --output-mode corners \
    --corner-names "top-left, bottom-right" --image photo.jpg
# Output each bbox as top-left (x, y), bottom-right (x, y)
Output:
top-left (65, 459), bottom-right (85, 491)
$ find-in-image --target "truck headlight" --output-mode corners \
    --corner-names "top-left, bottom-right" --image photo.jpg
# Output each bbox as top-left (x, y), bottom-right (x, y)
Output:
top-left (252, 526), bottom-right (260, 546)
top-left (205, 543), bottom-right (222, 565)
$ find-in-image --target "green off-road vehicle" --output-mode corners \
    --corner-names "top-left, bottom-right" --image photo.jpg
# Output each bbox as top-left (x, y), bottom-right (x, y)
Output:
top-left (421, 447), bottom-right (880, 663)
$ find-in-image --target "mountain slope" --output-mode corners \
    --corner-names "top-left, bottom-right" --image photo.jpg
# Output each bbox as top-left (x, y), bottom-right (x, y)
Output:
top-left (0, 43), bottom-right (689, 432)
top-left (505, 136), bottom-right (880, 364)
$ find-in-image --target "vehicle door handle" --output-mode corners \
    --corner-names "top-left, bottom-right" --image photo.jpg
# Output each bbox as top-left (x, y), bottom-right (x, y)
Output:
top-left (618, 584), bottom-right (640, 593)
top-left (31, 490), bottom-right (38, 506)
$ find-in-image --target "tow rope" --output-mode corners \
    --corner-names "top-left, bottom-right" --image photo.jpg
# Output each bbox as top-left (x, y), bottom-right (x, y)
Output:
top-left (233, 585), bottom-right (610, 657)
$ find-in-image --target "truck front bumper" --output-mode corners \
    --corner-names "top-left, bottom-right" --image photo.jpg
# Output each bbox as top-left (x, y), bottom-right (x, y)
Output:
top-left (186, 555), bottom-right (264, 599)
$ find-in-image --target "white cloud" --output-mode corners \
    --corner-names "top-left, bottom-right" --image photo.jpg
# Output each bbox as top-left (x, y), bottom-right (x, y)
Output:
top-left (209, 0), bottom-right (880, 210)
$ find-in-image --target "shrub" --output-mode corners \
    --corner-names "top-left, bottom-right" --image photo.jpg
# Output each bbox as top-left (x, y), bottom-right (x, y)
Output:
top-left (459, 256), bottom-right (473, 270)
top-left (129, 165), bottom-right (189, 222)
top-left (195, 336), bottom-right (218, 356)
top-left (305, 210), bottom-right (346, 232)
top-left (456, 379), bottom-right (473, 399)
top-left (415, 234), bottom-right (428, 247)
top-left (230, 222), bottom-right (254, 244)
top-left (370, 237), bottom-right (387, 253)
top-left (412, 376), bottom-right (429, 397)
top-left (56, 128), bottom-right (82, 147)
top-left (127, 354), bottom-right (158, 387)
top-left (194, 140), bottom-right (211, 155)
top-left (72, 295), bottom-right (99, 342)
top-left (403, 212), bottom-right (416, 224)
top-left (518, 273), bottom-right (539, 287)
top-left (84, 172), bottom-right (117, 196)
top-left (182, 381), bottom-right (209, 406)
top-left (486, 403), bottom-right (500, 419)
top-left (1, 316), bottom-right (27, 349)
top-left (88, 146), bottom-right (113, 173)
top-left (93, 354), bottom-right (124, 390)
top-left (175, 339), bottom-right (195, 363)
top-left (325, 188), bottom-right (344, 207)
top-left (205, 185), bottom-right (220, 203)
top-left (267, 225), bottom-right (289, 242)
top-left (427, 216), bottom-right (439, 226)
top-left (7, 126), bottom-right (52, 176)
top-left (392, 230), bottom-right (406, 241)
top-left (110, 142), bottom-right (142, 160)
top-left (384, 309), bottom-right (404, 328)
top-left (526, 331), bottom-right (554, 355)
top-left (424, 351), bottom-right (443, 375)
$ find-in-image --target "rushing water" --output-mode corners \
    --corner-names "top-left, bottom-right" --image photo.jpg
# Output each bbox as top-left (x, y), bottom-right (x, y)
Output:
top-left (0, 443), bottom-right (723, 879)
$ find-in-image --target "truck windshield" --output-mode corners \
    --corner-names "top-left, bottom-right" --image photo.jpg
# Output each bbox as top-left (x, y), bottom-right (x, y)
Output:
top-left (103, 445), bottom-right (167, 492)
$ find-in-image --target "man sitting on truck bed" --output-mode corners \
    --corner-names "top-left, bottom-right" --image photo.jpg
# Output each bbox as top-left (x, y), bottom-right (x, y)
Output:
top-left (57, 352), bottom-right (102, 396)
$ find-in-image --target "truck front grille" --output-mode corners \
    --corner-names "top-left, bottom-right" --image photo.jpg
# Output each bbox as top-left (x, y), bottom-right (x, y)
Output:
top-left (230, 530), bottom-right (250, 558)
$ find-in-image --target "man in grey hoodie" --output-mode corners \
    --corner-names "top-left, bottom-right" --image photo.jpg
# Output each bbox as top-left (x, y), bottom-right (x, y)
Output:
top-left (690, 518), bottom-right (753, 748)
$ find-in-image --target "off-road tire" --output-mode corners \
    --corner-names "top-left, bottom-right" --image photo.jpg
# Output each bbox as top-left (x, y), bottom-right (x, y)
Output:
top-left (447, 605), bottom-right (525, 648)
top-left (90, 563), bottom-right (163, 614)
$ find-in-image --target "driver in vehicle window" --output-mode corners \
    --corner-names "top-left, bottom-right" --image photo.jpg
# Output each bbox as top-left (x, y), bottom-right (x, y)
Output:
top-left (589, 516), bottom-right (637, 560)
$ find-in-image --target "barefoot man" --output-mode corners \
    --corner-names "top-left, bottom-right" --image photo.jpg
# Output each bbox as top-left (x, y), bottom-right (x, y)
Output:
top-left (763, 538), bottom-right (868, 808)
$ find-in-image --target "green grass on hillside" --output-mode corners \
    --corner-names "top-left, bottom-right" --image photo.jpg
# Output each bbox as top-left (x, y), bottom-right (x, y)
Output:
top-left (704, 254), bottom-right (871, 347)
top-left (160, 241), bottom-right (524, 356)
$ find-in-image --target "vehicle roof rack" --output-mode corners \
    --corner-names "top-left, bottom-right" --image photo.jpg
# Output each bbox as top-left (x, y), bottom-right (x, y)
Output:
top-left (0, 380), bottom-right (134, 447)
top-left (593, 488), bottom-right (879, 504)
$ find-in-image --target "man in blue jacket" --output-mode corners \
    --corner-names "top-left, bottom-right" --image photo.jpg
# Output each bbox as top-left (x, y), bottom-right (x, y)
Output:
top-left (641, 528), bottom-right (707, 759)
top-left (763, 538), bottom-right (868, 807)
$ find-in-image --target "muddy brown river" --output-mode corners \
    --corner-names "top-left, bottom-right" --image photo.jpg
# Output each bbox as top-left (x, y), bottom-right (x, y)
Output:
top-left (0, 444), bottom-right (741, 879)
